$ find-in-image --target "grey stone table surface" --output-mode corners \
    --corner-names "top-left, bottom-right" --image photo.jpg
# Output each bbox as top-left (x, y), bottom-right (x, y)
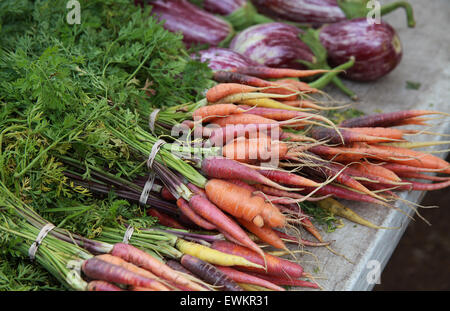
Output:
top-left (291, 0), bottom-right (450, 291)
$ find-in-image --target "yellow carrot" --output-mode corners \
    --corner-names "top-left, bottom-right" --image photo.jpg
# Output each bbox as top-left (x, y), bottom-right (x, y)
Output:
top-left (175, 239), bottom-right (265, 269)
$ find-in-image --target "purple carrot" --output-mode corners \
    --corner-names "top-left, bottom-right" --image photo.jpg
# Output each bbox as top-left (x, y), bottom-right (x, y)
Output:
top-left (180, 255), bottom-right (243, 291)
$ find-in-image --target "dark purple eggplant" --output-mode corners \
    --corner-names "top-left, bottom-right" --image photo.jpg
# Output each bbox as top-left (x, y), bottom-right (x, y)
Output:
top-left (191, 47), bottom-right (259, 72)
top-left (251, 0), bottom-right (415, 28)
top-left (201, 0), bottom-right (274, 30)
top-left (148, 0), bottom-right (234, 47)
top-left (229, 22), bottom-right (315, 69)
top-left (319, 18), bottom-right (403, 81)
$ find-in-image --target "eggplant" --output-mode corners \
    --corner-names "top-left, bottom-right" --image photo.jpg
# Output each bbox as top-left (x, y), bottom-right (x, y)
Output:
top-left (319, 18), bottom-right (403, 81)
top-left (190, 47), bottom-right (258, 72)
top-left (148, 0), bottom-right (234, 47)
top-left (251, 0), bottom-right (415, 28)
top-left (201, 0), bottom-right (274, 30)
top-left (229, 22), bottom-right (315, 69)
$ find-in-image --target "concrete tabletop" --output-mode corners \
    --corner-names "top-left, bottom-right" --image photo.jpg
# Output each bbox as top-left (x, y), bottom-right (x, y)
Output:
top-left (292, 0), bottom-right (450, 291)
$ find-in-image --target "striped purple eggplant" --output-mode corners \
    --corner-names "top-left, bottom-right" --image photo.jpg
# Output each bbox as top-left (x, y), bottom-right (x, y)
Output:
top-left (251, 0), bottom-right (415, 28)
top-left (201, 0), bottom-right (274, 30)
top-left (319, 18), bottom-right (403, 81)
top-left (251, 0), bottom-right (346, 26)
top-left (191, 47), bottom-right (258, 71)
top-left (229, 22), bottom-right (315, 69)
top-left (148, 0), bottom-right (234, 47)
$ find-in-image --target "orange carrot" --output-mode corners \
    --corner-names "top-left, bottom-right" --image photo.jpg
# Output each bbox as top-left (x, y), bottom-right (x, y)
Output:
top-left (206, 84), bottom-right (258, 103)
top-left (210, 113), bottom-right (278, 127)
top-left (350, 162), bottom-right (402, 182)
top-left (192, 103), bottom-right (240, 122)
top-left (231, 66), bottom-right (330, 79)
top-left (274, 79), bottom-right (319, 93)
top-left (110, 243), bottom-right (206, 291)
top-left (236, 218), bottom-right (287, 250)
top-left (187, 194), bottom-right (266, 259)
top-left (343, 127), bottom-right (405, 140)
top-left (215, 266), bottom-right (286, 291)
top-left (222, 137), bottom-right (289, 163)
top-left (204, 179), bottom-right (265, 227)
top-left (311, 145), bottom-right (450, 173)
top-left (96, 254), bottom-right (171, 291)
top-left (160, 186), bottom-right (177, 201)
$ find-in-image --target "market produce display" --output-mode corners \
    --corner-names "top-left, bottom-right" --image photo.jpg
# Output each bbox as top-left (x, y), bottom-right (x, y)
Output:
top-left (0, 0), bottom-right (448, 292)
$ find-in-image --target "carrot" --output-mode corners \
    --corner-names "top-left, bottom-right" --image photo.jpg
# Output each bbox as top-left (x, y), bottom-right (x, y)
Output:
top-left (204, 178), bottom-right (275, 227)
top-left (210, 113), bottom-right (278, 127)
top-left (206, 84), bottom-right (259, 103)
top-left (211, 240), bottom-right (304, 279)
top-left (222, 137), bottom-right (289, 164)
top-left (160, 186), bottom-right (177, 201)
top-left (339, 110), bottom-right (448, 128)
top-left (192, 103), bottom-right (241, 123)
top-left (201, 157), bottom-right (296, 192)
top-left (239, 106), bottom-right (339, 132)
top-left (215, 266), bottom-right (286, 291)
top-left (236, 218), bottom-right (287, 250)
top-left (377, 140), bottom-right (450, 149)
top-left (399, 179), bottom-right (450, 191)
top-left (206, 123), bottom-right (281, 146)
top-left (343, 127), bottom-right (405, 140)
top-left (274, 79), bottom-right (319, 93)
top-left (81, 257), bottom-right (165, 290)
top-left (231, 66), bottom-right (330, 79)
top-left (146, 208), bottom-right (186, 230)
top-left (96, 254), bottom-right (171, 291)
top-left (280, 131), bottom-right (316, 142)
top-left (394, 171), bottom-right (450, 182)
top-left (176, 239), bottom-right (264, 269)
top-left (252, 183), bottom-right (327, 202)
top-left (216, 92), bottom-right (300, 104)
top-left (246, 272), bottom-right (319, 289)
top-left (350, 162), bottom-right (402, 183)
top-left (87, 280), bottom-right (125, 291)
top-left (176, 198), bottom-right (217, 230)
top-left (213, 70), bottom-right (273, 87)
top-left (186, 182), bottom-right (207, 197)
top-left (301, 161), bottom-right (386, 201)
top-left (311, 144), bottom-right (450, 173)
top-left (257, 168), bottom-right (320, 188)
top-left (281, 99), bottom-right (326, 110)
top-left (309, 126), bottom-right (401, 145)
top-left (381, 163), bottom-right (450, 174)
top-left (316, 198), bottom-right (398, 230)
top-left (187, 194), bottom-right (266, 259)
top-left (109, 243), bottom-right (206, 291)
top-left (180, 255), bottom-right (243, 291)
top-left (239, 98), bottom-right (312, 113)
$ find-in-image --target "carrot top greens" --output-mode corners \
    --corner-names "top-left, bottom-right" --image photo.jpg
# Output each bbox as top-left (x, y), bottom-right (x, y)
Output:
top-left (0, 0), bottom-right (213, 290)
